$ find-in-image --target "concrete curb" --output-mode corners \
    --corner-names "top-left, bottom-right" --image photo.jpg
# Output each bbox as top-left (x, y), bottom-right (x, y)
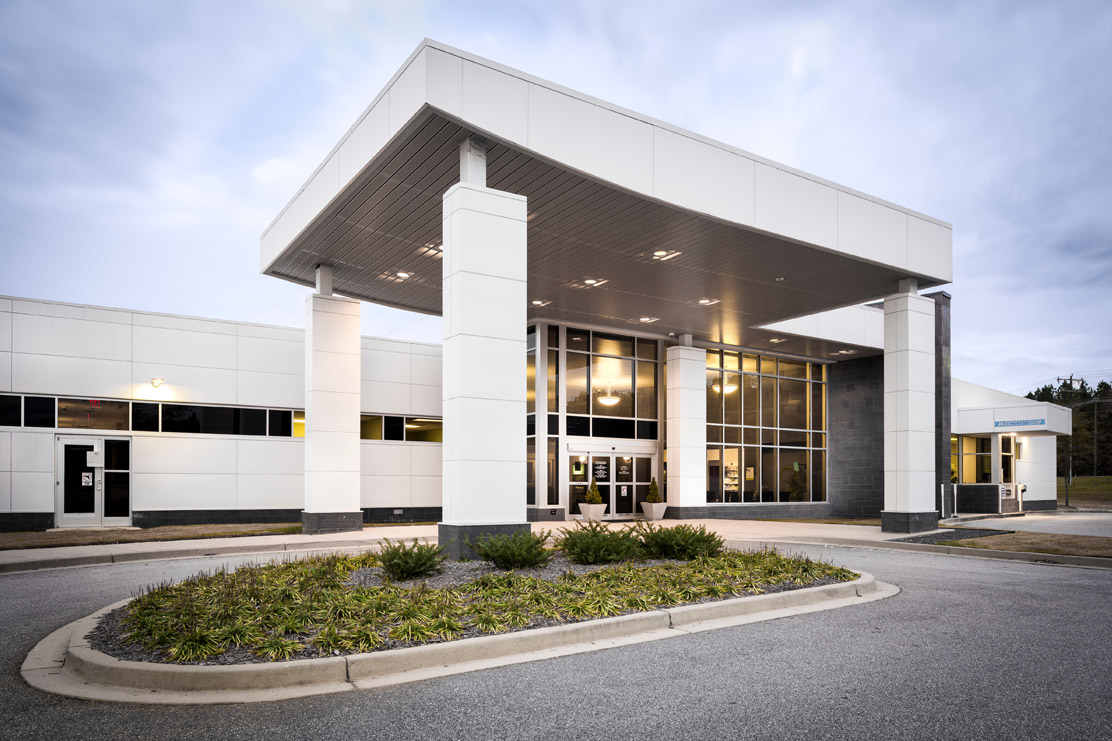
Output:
top-left (22, 572), bottom-right (891, 705)
top-left (0, 537), bottom-right (428, 575)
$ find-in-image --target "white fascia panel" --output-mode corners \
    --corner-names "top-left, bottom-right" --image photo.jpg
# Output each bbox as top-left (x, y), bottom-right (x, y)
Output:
top-left (907, 216), bottom-right (953, 283)
top-left (11, 299), bottom-right (131, 325)
top-left (336, 100), bottom-right (390, 188)
top-left (837, 192), bottom-right (909, 270)
top-left (460, 58), bottom-right (528, 146)
top-left (425, 46), bottom-right (462, 118)
top-left (389, 47), bottom-right (428, 135)
top-left (760, 305), bottom-right (884, 349)
top-left (755, 163), bottom-right (838, 250)
top-left (299, 157), bottom-right (339, 229)
top-left (133, 325), bottom-right (237, 370)
top-left (653, 127), bottom-right (755, 227)
top-left (132, 312), bottom-right (239, 335)
top-left (527, 83), bottom-right (654, 195)
top-left (12, 313), bottom-right (132, 362)
top-left (14, 354), bottom-right (132, 399)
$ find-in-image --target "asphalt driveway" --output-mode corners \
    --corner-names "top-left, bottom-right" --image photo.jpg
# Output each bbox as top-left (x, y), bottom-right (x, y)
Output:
top-left (1, 545), bottom-right (1109, 740)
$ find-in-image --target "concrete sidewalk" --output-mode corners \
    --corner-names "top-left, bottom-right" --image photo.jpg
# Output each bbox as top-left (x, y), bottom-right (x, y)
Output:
top-left (3, 518), bottom-right (1109, 574)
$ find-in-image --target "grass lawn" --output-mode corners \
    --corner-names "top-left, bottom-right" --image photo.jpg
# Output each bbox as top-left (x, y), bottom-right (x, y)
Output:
top-left (0, 523), bottom-right (303, 551)
top-left (110, 547), bottom-right (854, 663)
top-left (1058, 476), bottom-right (1112, 509)
top-left (754, 517), bottom-right (882, 527)
top-left (937, 531), bottom-right (1112, 559)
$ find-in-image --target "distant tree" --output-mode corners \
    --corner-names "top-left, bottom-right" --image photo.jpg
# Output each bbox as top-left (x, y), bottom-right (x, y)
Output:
top-left (1027, 377), bottom-right (1112, 478)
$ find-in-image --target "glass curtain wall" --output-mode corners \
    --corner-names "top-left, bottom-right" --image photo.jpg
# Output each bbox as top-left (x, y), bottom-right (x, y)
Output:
top-left (705, 351), bottom-right (827, 504)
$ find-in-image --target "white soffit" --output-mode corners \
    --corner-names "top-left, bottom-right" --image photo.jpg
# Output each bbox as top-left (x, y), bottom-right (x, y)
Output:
top-left (260, 40), bottom-right (953, 357)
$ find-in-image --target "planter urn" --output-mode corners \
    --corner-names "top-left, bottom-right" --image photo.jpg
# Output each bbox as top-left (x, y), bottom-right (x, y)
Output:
top-left (641, 502), bottom-right (667, 520)
top-left (579, 503), bottom-right (607, 521)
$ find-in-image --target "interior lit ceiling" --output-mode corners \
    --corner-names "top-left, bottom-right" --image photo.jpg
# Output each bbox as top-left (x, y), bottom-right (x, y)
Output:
top-left (265, 110), bottom-right (936, 361)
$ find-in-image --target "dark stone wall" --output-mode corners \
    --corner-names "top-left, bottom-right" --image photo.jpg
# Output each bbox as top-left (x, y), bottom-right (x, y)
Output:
top-left (668, 503), bottom-right (831, 520)
top-left (928, 291), bottom-right (953, 509)
top-left (363, 507), bottom-right (442, 524)
top-left (0, 512), bottom-right (55, 532)
top-left (1024, 499), bottom-right (1058, 511)
top-left (955, 484), bottom-right (999, 514)
top-left (826, 355), bottom-right (885, 517)
top-left (132, 509), bottom-right (302, 528)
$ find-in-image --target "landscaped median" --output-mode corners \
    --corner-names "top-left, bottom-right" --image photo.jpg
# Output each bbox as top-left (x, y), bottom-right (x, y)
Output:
top-left (22, 523), bottom-right (897, 704)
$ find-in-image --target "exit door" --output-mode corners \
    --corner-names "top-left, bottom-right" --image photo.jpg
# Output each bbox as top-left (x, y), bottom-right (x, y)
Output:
top-left (55, 437), bottom-right (132, 527)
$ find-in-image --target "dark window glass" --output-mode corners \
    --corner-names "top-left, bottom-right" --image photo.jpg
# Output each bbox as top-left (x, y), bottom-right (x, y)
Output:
top-left (527, 325), bottom-right (536, 351)
top-left (567, 415), bottom-right (590, 437)
top-left (592, 417), bottom-right (635, 439)
top-left (566, 329), bottom-right (590, 352)
top-left (62, 444), bottom-right (95, 514)
top-left (104, 471), bottom-right (130, 518)
top-left (360, 415), bottom-right (383, 440)
top-left (24, 397), bottom-right (55, 427)
top-left (636, 420), bottom-right (658, 440)
top-left (724, 426), bottom-right (742, 445)
top-left (707, 425), bottom-right (722, 443)
top-left (0, 395), bottom-right (20, 426)
top-left (548, 325), bottom-right (559, 349)
top-left (58, 398), bottom-right (128, 430)
top-left (105, 440), bottom-right (130, 470)
top-left (162, 404), bottom-right (201, 433)
top-left (132, 403), bottom-right (159, 432)
top-left (383, 415), bottom-right (404, 441)
top-left (204, 407), bottom-right (236, 435)
top-left (547, 414), bottom-right (558, 435)
top-left (526, 438), bottom-right (536, 505)
top-left (779, 359), bottom-right (807, 379)
top-left (636, 338), bottom-right (657, 361)
top-left (526, 414), bottom-right (535, 436)
top-left (405, 418), bottom-right (442, 443)
top-left (547, 438), bottom-right (558, 505)
top-left (780, 429), bottom-right (807, 447)
top-left (241, 409), bottom-right (267, 436)
top-left (975, 437), bottom-right (991, 454)
top-left (812, 450), bottom-right (826, 502)
top-left (269, 410), bottom-right (293, 437)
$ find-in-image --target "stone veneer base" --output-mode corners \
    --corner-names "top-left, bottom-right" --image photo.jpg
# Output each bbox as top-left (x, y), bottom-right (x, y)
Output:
top-left (438, 523), bottom-right (532, 560)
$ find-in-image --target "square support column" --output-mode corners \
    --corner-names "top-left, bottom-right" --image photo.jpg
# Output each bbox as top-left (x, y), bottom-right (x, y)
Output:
top-left (665, 344), bottom-right (708, 514)
top-left (438, 181), bottom-right (530, 558)
top-left (882, 284), bottom-right (939, 533)
top-left (302, 290), bottom-right (363, 534)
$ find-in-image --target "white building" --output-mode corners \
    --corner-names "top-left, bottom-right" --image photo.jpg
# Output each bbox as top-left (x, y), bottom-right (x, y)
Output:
top-left (0, 41), bottom-right (1070, 542)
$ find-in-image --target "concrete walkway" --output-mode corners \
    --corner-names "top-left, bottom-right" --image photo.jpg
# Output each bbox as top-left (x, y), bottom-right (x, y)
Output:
top-left (3, 516), bottom-right (1109, 574)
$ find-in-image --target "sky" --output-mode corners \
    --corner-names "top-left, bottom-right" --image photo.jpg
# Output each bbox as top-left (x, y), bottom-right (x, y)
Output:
top-left (0, 0), bottom-right (1109, 395)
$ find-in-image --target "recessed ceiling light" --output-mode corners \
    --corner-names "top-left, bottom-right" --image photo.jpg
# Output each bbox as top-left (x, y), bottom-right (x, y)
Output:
top-left (573, 278), bottom-right (608, 289)
top-left (769, 338), bottom-right (787, 344)
top-left (584, 279), bottom-right (598, 285)
top-left (396, 271), bottom-right (410, 279)
top-left (531, 299), bottom-right (551, 307)
top-left (774, 276), bottom-right (785, 282)
top-left (837, 349), bottom-right (857, 355)
top-left (651, 249), bottom-right (682, 261)
top-left (653, 250), bottom-right (668, 257)
top-left (639, 316), bottom-right (659, 323)
top-left (698, 298), bottom-right (720, 306)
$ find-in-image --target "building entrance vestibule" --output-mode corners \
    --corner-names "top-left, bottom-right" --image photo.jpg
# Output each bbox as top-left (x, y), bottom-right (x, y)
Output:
top-left (569, 452), bottom-right (655, 517)
top-left (54, 436), bottom-right (132, 528)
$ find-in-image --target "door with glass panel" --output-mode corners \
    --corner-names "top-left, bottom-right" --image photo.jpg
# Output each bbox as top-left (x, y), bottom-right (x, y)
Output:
top-left (568, 453), bottom-right (655, 517)
top-left (55, 436), bottom-right (132, 527)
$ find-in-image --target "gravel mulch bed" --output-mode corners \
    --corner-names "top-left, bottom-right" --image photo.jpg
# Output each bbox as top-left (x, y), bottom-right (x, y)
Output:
top-left (87, 553), bottom-right (845, 667)
top-left (893, 528), bottom-right (1011, 545)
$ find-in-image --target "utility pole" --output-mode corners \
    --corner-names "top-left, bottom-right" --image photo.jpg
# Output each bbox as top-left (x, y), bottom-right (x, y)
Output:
top-left (1057, 375), bottom-right (1082, 508)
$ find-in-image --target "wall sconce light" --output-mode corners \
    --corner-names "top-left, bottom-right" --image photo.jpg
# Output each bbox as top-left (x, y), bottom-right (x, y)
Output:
top-left (150, 378), bottom-right (164, 388)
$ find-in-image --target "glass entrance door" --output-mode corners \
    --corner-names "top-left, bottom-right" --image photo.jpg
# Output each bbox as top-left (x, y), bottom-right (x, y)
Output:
top-left (55, 437), bottom-right (131, 527)
top-left (569, 452), bottom-right (654, 518)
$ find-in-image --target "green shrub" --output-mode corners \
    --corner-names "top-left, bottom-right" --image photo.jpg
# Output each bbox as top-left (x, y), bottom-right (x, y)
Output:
top-left (585, 478), bottom-right (603, 505)
top-left (634, 522), bottom-right (724, 560)
top-left (378, 538), bottom-right (446, 581)
top-left (471, 529), bottom-right (552, 569)
top-left (645, 477), bottom-right (662, 504)
top-left (555, 521), bottom-right (642, 564)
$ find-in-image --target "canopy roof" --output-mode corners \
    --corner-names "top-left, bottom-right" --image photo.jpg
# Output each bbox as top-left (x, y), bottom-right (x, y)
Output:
top-left (262, 40), bottom-right (952, 360)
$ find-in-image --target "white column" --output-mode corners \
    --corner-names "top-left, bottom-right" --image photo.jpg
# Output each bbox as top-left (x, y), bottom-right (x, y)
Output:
top-left (440, 174), bottom-right (528, 532)
top-left (302, 268), bottom-right (362, 533)
top-left (883, 279), bottom-right (937, 532)
top-left (665, 342), bottom-right (708, 511)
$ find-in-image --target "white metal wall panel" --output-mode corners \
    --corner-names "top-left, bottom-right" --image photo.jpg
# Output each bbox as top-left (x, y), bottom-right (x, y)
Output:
top-left (12, 313), bottom-right (132, 362)
top-left (131, 362), bottom-right (237, 405)
top-left (755, 163), bottom-right (838, 251)
top-left (11, 471), bottom-right (51, 511)
top-left (237, 474), bottom-right (302, 510)
top-left (132, 473), bottom-right (237, 510)
top-left (13, 354), bottom-right (131, 398)
top-left (0, 352), bottom-right (10, 392)
top-left (837, 192), bottom-right (909, 269)
top-left (460, 58), bottom-right (528, 146)
top-left (237, 439), bottom-right (304, 476)
top-left (237, 335), bottom-right (302, 375)
top-left (653, 127), bottom-right (756, 227)
top-left (0, 472), bottom-right (10, 511)
top-left (133, 325), bottom-right (238, 369)
top-left (131, 436), bottom-right (237, 475)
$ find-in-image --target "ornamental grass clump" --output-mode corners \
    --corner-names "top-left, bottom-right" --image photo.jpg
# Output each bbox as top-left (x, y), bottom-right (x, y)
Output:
top-left (555, 521), bottom-right (643, 564)
top-left (470, 529), bottom-right (552, 569)
top-left (378, 538), bottom-right (446, 581)
top-left (633, 522), bottom-right (725, 560)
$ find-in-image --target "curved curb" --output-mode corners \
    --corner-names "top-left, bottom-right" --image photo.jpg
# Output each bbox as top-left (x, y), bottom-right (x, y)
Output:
top-left (23, 571), bottom-right (896, 705)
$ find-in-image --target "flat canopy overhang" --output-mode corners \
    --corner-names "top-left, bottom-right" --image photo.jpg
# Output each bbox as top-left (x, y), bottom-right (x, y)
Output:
top-left (261, 40), bottom-right (953, 361)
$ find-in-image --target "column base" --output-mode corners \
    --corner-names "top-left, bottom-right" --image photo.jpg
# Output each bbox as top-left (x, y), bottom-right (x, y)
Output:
top-left (438, 523), bottom-right (532, 560)
top-left (302, 511), bottom-right (363, 535)
top-left (881, 510), bottom-right (939, 534)
top-left (527, 507), bottom-right (567, 522)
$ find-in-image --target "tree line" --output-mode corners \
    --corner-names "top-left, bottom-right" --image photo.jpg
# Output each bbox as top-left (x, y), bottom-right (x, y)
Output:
top-left (1026, 378), bottom-right (1112, 478)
